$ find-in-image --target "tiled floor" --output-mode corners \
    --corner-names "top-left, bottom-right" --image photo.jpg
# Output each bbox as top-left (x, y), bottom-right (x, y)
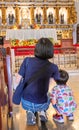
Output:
top-left (0, 71), bottom-right (79, 130)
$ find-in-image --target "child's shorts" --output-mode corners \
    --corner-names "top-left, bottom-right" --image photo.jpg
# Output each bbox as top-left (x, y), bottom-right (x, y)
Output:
top-left (21, 98), bottom-right (50, 113)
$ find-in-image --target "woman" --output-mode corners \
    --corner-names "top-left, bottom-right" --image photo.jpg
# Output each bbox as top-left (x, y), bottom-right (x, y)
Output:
top-left (15, 37), bottom-right (60, 125)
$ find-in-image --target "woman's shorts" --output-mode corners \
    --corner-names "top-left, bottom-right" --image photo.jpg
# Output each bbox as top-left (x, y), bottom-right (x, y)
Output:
top-left (21, 98), bottom-right (50, 113)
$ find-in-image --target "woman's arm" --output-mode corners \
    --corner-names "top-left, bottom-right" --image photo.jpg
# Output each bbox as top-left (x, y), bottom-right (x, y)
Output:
top-left (15, 73), bottom-right (22, 86)
top-left (50, 87), bottom-right (57, 105)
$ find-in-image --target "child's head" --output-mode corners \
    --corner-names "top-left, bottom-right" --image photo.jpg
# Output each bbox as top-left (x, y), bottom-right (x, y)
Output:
top-left (34, 37), bottom-right (54, 59)
top-left (55, 69), bottom-right (69, 85)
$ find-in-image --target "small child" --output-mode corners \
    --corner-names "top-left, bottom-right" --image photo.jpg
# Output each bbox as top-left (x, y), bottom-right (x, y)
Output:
top-left (50, 69), bottom-right (77, 123)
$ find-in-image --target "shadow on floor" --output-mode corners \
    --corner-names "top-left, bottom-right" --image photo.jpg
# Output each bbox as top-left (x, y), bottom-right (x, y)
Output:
top-left (46, 119), bottom-right (75, 130)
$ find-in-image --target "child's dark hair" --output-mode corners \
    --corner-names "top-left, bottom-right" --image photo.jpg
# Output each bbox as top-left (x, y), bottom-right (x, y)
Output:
top-left (55, 69), bottom-right (69, 85)
top-left (34, 37), bottom-right (54, 59)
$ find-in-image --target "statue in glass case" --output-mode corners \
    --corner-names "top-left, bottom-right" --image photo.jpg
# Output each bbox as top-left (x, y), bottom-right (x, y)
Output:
top-left (8, 13), bottom-right (14, 25)
top-left (61, 14), bottom-right (64, 24)
top-left (35, 13), bottom-right (42, 24)
top-left (48, 12), bottom-right (53, 24)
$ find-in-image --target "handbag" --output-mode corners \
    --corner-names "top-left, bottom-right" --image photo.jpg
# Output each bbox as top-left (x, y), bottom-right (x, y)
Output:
top-left (12, 60), bottom-right (51, 105)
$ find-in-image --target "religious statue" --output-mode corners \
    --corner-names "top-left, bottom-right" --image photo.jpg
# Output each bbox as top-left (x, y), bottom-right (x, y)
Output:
top-left (48, 12), bottom-right (53, 24)
top-left (61, 14), bottom-right (64, 24)
top-left (8, 13), bottom-right (14, 25)
top-left (35, 13), bottom-right (42, 24)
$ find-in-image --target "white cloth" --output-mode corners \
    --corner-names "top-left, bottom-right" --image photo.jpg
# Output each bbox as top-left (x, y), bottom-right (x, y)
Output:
top-left (6, 29), bottom-right (57, 41)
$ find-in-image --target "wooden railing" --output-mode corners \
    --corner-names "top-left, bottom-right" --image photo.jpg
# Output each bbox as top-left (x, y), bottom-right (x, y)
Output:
top-left (0, 47), bottom-right (13, 117)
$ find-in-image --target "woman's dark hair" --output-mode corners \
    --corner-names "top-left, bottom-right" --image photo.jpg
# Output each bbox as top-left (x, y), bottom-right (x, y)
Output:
top-left (55, 69), bottom-right (69, 85)
top-left (34, 37), bottom-right (54, 59)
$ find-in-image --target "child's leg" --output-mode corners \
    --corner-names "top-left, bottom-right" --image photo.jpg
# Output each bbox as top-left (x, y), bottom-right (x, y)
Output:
top-left (53, 104), bottom-right (64, 123)
top-left (67, 113), bottom-right (74, 121)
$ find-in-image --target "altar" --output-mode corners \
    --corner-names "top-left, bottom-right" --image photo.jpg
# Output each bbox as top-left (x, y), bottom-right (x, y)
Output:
top-left (6, 29), bottom-right (57, 41)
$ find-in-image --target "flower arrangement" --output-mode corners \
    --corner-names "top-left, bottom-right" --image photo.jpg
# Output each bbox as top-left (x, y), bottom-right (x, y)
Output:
top-left (11, 39), bottom-right (38, 47)
top-left (11, 37), bottom-right (55, 47)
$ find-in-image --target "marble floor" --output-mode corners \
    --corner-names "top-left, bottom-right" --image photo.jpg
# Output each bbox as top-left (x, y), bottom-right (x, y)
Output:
top-left (0, 71), bottom-right (79, 130)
